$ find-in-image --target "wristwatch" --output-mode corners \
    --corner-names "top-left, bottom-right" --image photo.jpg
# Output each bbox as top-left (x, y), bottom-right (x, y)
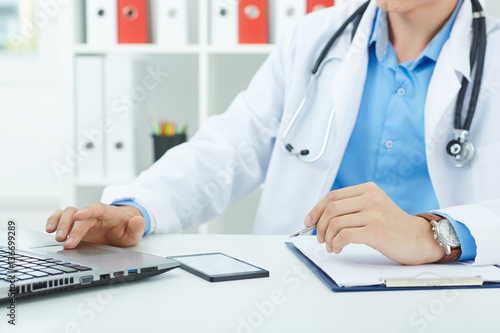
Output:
top-left (417, 213), bottom-right (462, 263)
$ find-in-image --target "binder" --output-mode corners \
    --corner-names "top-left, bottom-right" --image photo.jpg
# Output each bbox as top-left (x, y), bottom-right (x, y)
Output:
top-left (286, 241), bottom-right (500, 292)
top-left (86, 0), bottom-right (117, 46)
top-left (75, 56), bottom-right (105, 181)
top-left (151, 0), bottom-right (188, 46)
top-left (117, 0), bottom-right (149, 44)
top-left (306, 0), bottom-right (334, 13)
top-left (104, 56), bottom-right (141, 181)
top-left (210, 0), bottom-right (238, 45)
top-left (275, 0), bottom-right (306, 41)
top-left (239, 0), bottom-right (269, 44)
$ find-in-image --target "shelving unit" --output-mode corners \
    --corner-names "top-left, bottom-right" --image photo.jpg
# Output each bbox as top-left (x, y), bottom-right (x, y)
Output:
top-left (66, 0), bottom-right (279, 234)
top-left (63, 0), bottom-right (500, 235)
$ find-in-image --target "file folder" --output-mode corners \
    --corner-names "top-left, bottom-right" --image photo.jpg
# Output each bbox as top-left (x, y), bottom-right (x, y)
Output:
top-left (286, 241), bottom-right (500, 292)
top-left (306, 0), bottom-right (334, 13)
top-left (211, 0), bottom-right (238, 45)
top-left (151, 0), bottom-right (188, 46)
top-left (75, 56), bottom-right (105, 180)
top-left (86, 0), bottom-right (117, 46)
top-left (118, 0), bottom-right (149, 44)
top-left (275, 0), bottom-right (306, 41)
top-left (104, 56), bottom-right (140, 181)
top-left (239, 0), bottom-right (269, 44)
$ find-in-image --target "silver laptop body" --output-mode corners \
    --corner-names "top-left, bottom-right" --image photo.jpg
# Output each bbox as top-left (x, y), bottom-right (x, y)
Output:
top-left (0, 229), bottom-right (179, 302)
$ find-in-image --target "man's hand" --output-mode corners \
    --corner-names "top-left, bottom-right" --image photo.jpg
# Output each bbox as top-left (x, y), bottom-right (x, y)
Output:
top-left (46, 202), bottom-right (146, 249)
top-left (304, 182), bottom-right (445, 265)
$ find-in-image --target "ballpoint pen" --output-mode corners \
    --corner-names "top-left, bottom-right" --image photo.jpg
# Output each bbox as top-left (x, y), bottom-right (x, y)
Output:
top-left (151, 120), bottom-right (161, 136)
top-left (289, 224), bottom-right (317, 238)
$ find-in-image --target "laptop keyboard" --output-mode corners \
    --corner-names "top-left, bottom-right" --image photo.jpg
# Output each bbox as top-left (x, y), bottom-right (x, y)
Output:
top-left (0, 249), bottom-right (93, 283)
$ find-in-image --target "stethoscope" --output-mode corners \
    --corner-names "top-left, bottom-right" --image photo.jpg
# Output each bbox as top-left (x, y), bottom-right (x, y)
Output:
top-left (281, 0), bottom-right (486, 167)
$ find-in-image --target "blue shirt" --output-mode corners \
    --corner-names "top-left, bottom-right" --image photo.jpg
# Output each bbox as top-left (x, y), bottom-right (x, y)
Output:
top-left (331, 1), bottom-right (476, 261)
top-left (113, 1), bottom-right (476, 260)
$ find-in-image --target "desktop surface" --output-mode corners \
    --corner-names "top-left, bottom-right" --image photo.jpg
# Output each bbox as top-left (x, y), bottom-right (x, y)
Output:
top-left (1, 234), bottom-right (498, 333)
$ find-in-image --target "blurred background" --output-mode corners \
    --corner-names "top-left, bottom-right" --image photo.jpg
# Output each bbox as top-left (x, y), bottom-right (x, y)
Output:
top-left (0, 0), bottom-right (499, 234)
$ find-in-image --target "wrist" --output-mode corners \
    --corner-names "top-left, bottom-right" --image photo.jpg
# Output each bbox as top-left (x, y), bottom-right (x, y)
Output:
top-left (417, 216), bottom-right (447, 263)
top-left (117, 205), bottom-right (143, 218)
top-left (417, 213), bottom-right (462, 263)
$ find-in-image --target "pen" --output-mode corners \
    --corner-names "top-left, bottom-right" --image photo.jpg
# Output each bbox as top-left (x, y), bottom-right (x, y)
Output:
top-left (179, 124), bottom-right (188, 135)
top-left (168, 123), bottom-right (175, 137)
top-left (148, 121), bottom-right (156, 136)
top-left (161, 120), bottom-right (167, 136)
top-left (289, 224), bottom-right (317, 238)
top-left (151, 120), bottom-right (161, 136)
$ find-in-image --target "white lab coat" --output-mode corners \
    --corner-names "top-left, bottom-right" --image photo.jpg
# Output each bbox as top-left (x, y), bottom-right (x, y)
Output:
top-left (102, 0), bottom-right (500, 266)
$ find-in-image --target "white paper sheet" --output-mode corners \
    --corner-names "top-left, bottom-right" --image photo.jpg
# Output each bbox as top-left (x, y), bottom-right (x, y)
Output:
top-left (291, 236), bottom-right (500, 287)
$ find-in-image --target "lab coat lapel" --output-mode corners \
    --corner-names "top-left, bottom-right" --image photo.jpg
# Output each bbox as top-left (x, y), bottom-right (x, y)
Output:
top-left (425, 0), bottom-right (472, 143)
top-left (321, 1), bottom-right (377, 194)
top-left (330, 1), bottom-right (376, 131)
top-left (423, 0), bottom-right (474, 208)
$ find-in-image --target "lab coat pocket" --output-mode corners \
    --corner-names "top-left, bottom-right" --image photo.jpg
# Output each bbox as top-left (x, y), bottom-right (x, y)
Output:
top-left (471, 141), bottom-right (500, 201)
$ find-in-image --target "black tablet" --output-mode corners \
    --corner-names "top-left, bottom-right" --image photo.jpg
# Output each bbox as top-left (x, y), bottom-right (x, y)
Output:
top-left (168, 252), bottom-right (269, 282)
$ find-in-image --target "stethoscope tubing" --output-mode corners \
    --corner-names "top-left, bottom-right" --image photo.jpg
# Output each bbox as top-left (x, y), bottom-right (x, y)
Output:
top-left (280, 61), bottom-right (337, 163)
top-left (282, 0), bottom-right (486, 167)
top-left (280, 1), bottom-right (368, 163)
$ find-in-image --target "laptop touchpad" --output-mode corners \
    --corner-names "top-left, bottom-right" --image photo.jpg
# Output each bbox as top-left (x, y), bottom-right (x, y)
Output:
top-left (31, 243), bottom-right (120, 259)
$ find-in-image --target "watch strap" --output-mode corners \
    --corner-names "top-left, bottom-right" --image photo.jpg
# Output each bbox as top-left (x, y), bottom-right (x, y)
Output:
top-left (416, 213), bottom-right (462, 263)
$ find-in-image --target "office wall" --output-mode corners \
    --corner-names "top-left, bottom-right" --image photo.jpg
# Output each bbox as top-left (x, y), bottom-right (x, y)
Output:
top-left (1, 1), bottom-right (500, 233)
top-left (486, 1), bottom-right (500, 16)
top-left (0, 2), bottom-right (73, 231)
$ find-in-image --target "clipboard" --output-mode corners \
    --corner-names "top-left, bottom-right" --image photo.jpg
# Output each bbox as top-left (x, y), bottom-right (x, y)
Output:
top-left (285, 242), bottom-right (500, 292)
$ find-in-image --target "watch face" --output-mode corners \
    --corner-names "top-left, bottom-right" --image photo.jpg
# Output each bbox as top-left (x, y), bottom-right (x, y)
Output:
top-left (437, 219), bottom-right (461, 247)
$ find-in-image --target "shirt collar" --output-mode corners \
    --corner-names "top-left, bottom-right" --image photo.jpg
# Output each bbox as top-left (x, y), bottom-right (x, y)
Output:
top-left (369, 0), bottom-right (464, 68)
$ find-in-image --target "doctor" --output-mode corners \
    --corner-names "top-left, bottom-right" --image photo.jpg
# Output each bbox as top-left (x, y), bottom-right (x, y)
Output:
top-left (47, 0), bottom-right (500, 266)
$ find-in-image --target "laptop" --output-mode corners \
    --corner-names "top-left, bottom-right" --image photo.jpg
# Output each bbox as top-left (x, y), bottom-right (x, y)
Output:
top-left (0, 228), bottom-right (179, 302)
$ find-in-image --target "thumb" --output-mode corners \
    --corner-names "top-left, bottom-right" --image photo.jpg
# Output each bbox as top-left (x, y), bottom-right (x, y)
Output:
top-left (127, 215), bottom-right (146, 239)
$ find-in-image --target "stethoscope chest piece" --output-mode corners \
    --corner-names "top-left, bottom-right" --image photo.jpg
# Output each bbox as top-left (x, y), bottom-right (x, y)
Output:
top-left (280, 0), bottom-right (485, 168)
top-left (447, 139), bottom-right (475, 168)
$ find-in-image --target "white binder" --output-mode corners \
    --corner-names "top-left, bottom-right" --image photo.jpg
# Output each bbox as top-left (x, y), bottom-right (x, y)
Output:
top-left (104, 56), bottom-right (138, 181)
top-left (151, 0), bottom-right (188, 46)
top-left (75, 56), bottom-right (105, 181)
top-left (275, 0), bottom-right (306, 42)
top-left (333, 0), bottom-right (349, 6)
top-left (210, 0), bottom-right (238, 45)
top-left (86, 0), bottom-right (117, 46)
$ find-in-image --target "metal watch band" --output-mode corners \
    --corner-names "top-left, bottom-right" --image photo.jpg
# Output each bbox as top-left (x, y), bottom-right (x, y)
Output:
top-left (416, 213), bottom-right (462, 263)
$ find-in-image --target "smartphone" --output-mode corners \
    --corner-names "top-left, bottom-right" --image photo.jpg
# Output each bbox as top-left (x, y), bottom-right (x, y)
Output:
top-left (168, 252), bottom-right (269, 282)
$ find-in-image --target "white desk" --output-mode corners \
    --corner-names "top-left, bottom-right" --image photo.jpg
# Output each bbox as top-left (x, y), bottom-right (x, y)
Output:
top-left (2, 234), bottom-right (499, 333)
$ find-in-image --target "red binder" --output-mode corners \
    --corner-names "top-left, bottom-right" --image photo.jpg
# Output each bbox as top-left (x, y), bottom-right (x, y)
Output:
top-left (239, 0), bottom-right (268, 44)
top-left (307, 0), bottom-right (334, 13)
top-left (117, 0), bottom-right (149, 44)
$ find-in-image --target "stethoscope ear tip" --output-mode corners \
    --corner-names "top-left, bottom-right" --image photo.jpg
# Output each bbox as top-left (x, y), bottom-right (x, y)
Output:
top-left (285, 144), bottom-right (310, 156)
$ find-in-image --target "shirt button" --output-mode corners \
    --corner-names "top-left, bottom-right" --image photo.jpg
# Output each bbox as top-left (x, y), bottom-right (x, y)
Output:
top-left (397, 87), bottom-right (406, 96)
top-left (385, 140), bottom-right (394, 149)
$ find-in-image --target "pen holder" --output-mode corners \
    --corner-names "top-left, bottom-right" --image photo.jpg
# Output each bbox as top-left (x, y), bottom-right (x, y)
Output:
top-left (153, 134), bottom-right (187, 161)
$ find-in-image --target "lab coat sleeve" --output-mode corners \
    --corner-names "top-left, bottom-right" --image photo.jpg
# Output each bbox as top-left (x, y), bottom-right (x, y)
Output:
top-left (436, 200), bottom-right (500, 266)
top-left (101, 27), bottom-right (298, 234)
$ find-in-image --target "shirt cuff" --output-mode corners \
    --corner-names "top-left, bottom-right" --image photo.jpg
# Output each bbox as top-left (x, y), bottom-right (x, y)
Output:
top-left (431, 211), bottom-right (477, 261)
top-left (111, 199), bottom-right (151, 235)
